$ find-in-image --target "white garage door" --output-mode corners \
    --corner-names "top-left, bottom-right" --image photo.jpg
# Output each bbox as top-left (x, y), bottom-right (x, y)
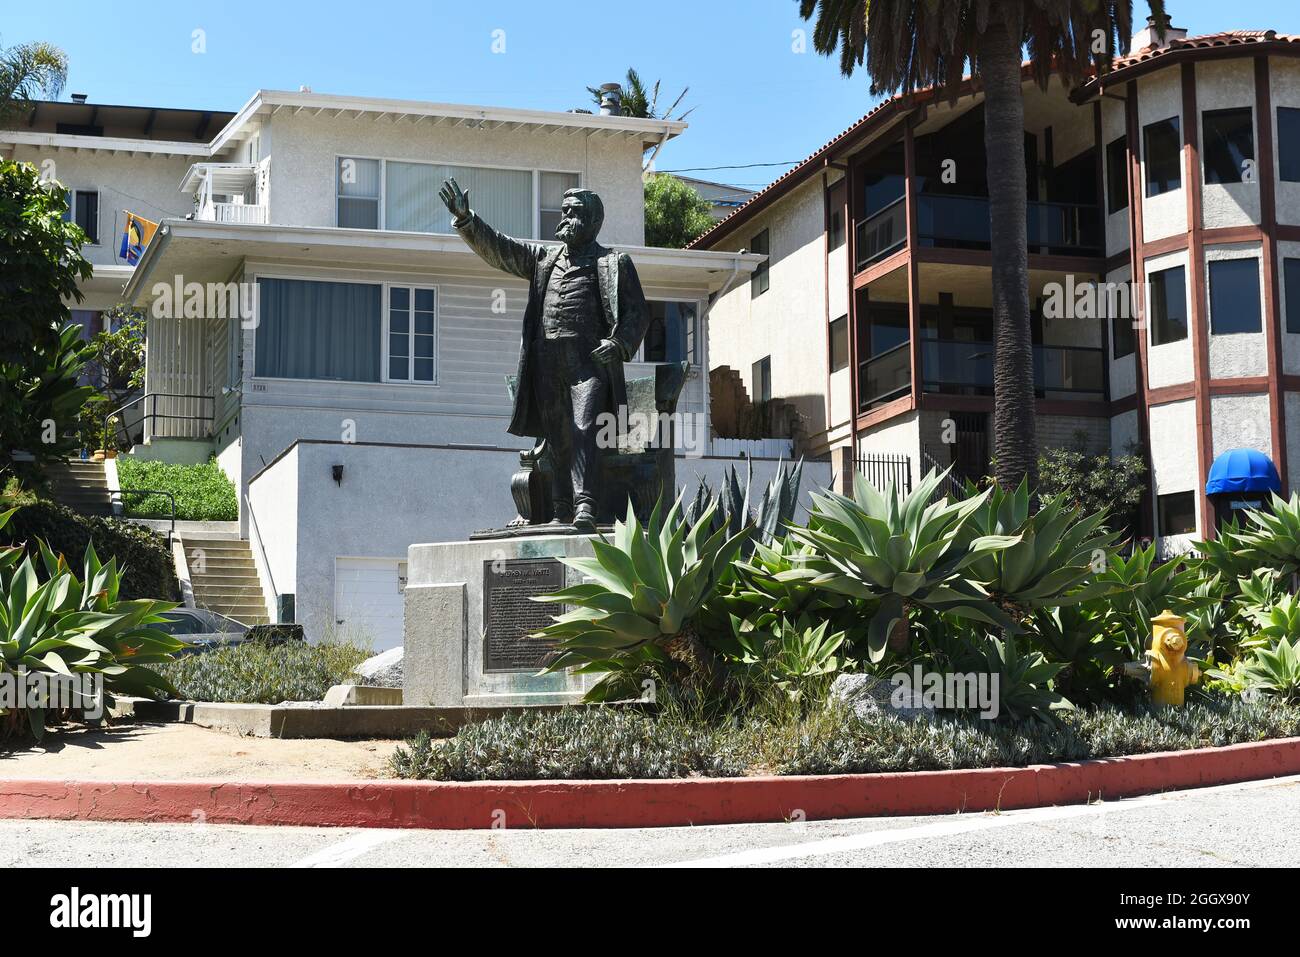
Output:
top-left (334, 558), bottom-right (407, 652)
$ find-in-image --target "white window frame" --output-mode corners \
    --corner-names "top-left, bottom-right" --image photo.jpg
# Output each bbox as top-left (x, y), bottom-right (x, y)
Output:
top-left (382, 283), bottom-right (439, 385)
top-left (632, 298), bottom-right (704, 367)
top-left (335, 153), bottom-right (581, 238)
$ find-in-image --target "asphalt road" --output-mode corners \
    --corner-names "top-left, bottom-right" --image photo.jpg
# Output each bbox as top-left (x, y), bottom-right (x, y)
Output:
top-left (3, 774), bottom-right (1297, 868)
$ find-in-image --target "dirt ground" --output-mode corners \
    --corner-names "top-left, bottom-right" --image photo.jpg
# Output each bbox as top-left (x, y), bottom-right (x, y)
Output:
top-left (0, 722), bottom-right (401, 781)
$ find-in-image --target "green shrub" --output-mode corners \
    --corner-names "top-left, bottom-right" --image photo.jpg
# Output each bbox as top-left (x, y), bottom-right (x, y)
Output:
top-left (115, 458), bottom-right (237, 521)
top-left (1, 508), bottom-right (183, 742)
top-left (389, 696), bottom-right (1300, 781)
top-left (2, 498), bottom-right (179, 602)
top-left (156, 638), bottom-right (371, 703)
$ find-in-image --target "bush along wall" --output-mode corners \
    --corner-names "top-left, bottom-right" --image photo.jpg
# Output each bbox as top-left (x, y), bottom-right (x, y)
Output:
top-left (2, 499), bottom-right (180, 602)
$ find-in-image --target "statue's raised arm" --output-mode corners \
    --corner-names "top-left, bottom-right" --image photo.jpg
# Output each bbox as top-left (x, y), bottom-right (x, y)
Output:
top-left (439, 177), bottom-right (540, 281)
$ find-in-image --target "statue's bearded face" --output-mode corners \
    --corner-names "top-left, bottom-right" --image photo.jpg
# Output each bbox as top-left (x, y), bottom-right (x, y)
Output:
top-left (556, 196), bottom-right (598, 248)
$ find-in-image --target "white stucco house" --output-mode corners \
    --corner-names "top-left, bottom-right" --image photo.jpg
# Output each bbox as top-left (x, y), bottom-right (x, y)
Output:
top-left (3, 88), bottom-right (820, 648)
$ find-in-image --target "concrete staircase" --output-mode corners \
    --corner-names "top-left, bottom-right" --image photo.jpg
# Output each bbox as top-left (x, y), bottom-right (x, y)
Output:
top-left (46, 459), bottom-right (113, 515)
top-left (180, 535), bottom-right (270, 625)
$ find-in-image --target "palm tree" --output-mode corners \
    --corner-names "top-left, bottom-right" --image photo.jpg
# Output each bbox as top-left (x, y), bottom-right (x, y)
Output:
top-left (795, 0), bottom-right (1163, 490)
top-left (0, 38), bottom-right (68, 124)
top-left (589, 68), bottom-right (695, 170)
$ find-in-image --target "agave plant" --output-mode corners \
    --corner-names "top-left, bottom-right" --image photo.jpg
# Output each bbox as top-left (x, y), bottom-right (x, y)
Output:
top-left (721, 613), bottom-right (846, 703)
top-left (1029, 604), bottom-right (1126, 704)
top-left (683, 458), bottom-right (803, 552)
top-left (1, 509), bottom-right (184, 740)
top-left (789, 470), bottom-right (1020, 661)
top-left (536, 496), bottom-right (749, 700)
top-left (960, 480), bottom-right (1118, 616)
top-left (1082, 545), bottom-right (1211, 660)
top-left (1231, 493), bottom-right (1300, 575)
top-left (977, 631), bottom-right (1073, 724)
top-left (1231, 636), bottom-right (1300, 703)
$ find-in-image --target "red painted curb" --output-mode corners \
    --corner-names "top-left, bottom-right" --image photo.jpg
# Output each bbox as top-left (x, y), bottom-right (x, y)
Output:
top-left (2, 737), bottom-right (1297, 830)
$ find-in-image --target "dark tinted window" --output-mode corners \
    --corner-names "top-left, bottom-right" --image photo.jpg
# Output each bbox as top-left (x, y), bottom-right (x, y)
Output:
top-left (1112, 314), bottom-right (1135, 359)
top-left (830, 315), bottom-right (849, 371)
top-left (1202, 108), bottom-right (1254, 184)
top-left (67, 190), bottom-right (99, 244)
top-left (1149, 265), bottom-right (1188, 346)
top-left (752, 356), bottom-right (772, 403)
top-left (1209, 258), bottom-right (1261, 334)
top-left (1144, 117), bottom-right (1182, 196)
top-left (750, 229), bottom-right (770, 298)
top-left (1280, 107), bottom-right (1300, 182)
top-left (1158, 491), bottom-right (1197, 536)
top-left (1106, 135), bottom-right (1129, 213)
top-left (1286, 258), bottom-right (1300, 334)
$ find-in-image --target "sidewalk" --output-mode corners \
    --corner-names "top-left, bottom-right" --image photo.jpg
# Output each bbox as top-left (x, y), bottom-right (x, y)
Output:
top-left (0, 724), bottom-right (398, 782)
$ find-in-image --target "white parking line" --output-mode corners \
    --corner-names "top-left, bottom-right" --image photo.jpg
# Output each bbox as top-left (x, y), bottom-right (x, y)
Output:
top-left (662, 774), bottom-right (1300, 868)
top-left (289, 829), bottom-right (406, 868)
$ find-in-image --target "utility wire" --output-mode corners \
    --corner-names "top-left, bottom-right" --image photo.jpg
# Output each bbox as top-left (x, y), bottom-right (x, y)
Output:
top-left (658, 161), bottom-right (803, 173)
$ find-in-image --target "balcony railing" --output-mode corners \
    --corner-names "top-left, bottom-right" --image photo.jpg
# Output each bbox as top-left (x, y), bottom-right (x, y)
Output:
top-left (199, 202), bottom-right (269, 225)
top-left (854, 197), bottom-right (907, 270)
top-left (920, 339), bottom-right (1105, 399)
top-left (854, 190), bottom-right (1102, 270)
top-left (858, 342), bottom-right (911, 410)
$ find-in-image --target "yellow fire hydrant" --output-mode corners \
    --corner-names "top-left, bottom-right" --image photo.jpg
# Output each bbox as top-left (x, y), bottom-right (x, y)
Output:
top-left (1147, 610), bottom-right (1200, 706)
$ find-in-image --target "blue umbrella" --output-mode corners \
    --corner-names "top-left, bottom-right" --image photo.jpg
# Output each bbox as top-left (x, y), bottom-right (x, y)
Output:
top-left (1205, 448), bottom-right (1281, 496)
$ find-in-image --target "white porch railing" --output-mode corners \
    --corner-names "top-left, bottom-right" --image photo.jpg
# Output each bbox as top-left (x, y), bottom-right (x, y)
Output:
top-left (706, 437), bottom-right (794, 459)
top-left (201, 202), bottom-right (268, 225)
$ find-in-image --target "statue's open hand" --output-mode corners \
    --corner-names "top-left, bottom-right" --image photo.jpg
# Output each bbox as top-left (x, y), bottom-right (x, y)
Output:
top-left (591, 339), bottom-right (621, 366)
top-left (439, 178), bottom-right (471, 223)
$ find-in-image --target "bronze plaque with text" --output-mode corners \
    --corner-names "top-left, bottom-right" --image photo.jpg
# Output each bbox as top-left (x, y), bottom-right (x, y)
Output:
top-left (483, 558), bottom-right (565, 672)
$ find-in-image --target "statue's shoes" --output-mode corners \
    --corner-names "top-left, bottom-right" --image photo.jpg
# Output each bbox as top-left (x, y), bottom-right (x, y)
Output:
top-left (572, 506), bottom-right (596, 531)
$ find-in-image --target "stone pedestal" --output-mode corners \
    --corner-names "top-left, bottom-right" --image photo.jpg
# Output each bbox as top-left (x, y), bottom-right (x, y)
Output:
top-left (404, 533), bottom-right (596, 707)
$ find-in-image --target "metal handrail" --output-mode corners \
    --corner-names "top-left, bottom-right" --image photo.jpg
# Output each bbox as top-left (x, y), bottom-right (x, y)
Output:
top-left (104, 391), bottom-right (215, 450)
top-left (243, 492), bottom-right (278, 612)
top-left (110, 488), bottom-right (176, 548)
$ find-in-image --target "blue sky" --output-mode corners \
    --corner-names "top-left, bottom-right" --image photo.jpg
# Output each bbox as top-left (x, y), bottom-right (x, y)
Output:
top-left (5, 0), bottom-right (1296, 189)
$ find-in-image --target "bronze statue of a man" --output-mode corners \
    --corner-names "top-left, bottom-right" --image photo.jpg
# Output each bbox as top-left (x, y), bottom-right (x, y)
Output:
top-left (439, 178), bottom-right (649, 530)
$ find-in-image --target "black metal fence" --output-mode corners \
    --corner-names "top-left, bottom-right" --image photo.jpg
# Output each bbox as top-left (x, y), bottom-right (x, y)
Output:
top-left (854, 452), bottom-right (912, 495)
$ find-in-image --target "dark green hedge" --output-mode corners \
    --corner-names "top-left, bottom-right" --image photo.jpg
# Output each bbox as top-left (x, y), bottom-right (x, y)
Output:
top-left (2, 499), bottom-right (180, 602)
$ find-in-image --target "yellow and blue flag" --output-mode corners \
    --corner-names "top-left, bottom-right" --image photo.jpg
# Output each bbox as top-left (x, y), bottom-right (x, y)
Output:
top-left (119, 212), bottom-right (159, 266)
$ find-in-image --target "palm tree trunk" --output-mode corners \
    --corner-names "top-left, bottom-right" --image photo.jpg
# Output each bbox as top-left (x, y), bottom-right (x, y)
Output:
top-left (979, 20), bottom-right (1039, 492)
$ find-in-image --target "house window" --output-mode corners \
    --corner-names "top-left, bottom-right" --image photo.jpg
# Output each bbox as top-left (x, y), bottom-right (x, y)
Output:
top-left (1286, 258), bottom-right (1300, 334)
top-left (539, 171), bottom-right (580, 239)
top-left (640, 301), bottom-right (699, 365)
top-left (751, 229), bottom-right (770, 297)
top-left (1208, 258), bottom-right (1261, 335)
top-left (1111, 313), bottom-right (1135, 359)
top-left (1158, 491), bottom-right (1197, 536)
top-left (1202, 108), bottom-right (1254, 185)
top-left (254, 278), bottom-right (382, 382)
top-left (1106, 135), bottom-right (1129, 214)
top-left (337, 158), bottom-right (381, 229)
top-left (1148, 265), bottom-right (1188, 346)
top-left (829, 208), bottom-right (846, 251)
top-left (830, 315), bottom-right (849, 371)
top-left (1279, 107), bottom-right (1300, 182)
top-left (1143, 116), bottom-right (1182, 197)
top-left (752, 356), bottom-right (772, 403)
top-left (387, 286), bottom-right (437, 383)
top-left (65, 190), bottom-right (100, 244)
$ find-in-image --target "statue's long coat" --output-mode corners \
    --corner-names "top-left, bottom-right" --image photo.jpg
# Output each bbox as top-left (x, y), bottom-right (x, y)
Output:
top-left (455, 213), bottom-right (651, 439)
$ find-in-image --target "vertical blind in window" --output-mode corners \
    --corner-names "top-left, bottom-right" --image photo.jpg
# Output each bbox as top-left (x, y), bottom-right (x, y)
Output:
top-left (337, 158), bottom-right (381, 229)
top-left (386, 162), bottom-right (533, 236)
top-left (539, 171), bottom-right (580, 239)
top-left (255, 278), bottom-right (382, 381)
